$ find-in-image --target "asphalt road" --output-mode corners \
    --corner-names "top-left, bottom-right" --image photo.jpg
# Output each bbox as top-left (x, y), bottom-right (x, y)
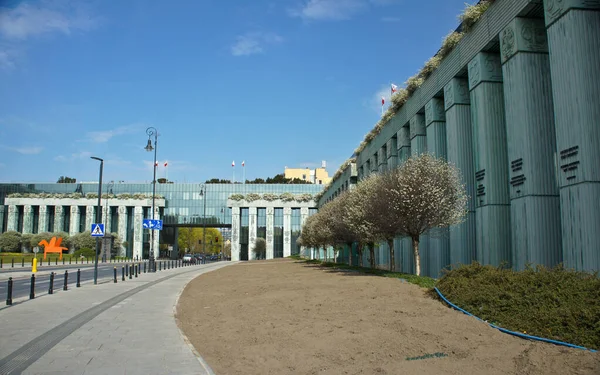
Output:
top-left (0, 260), bottom-right (198, 301)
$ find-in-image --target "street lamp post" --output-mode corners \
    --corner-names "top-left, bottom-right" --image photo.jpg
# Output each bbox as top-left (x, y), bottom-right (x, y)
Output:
top-left (145, 127), bottom-right (158, 272)
top-left (200, 185), bottom-right (207, 260)
top-left (90, 156), bottom-right (103, 285)
top-left (221, 207), bottom-right (225, 261)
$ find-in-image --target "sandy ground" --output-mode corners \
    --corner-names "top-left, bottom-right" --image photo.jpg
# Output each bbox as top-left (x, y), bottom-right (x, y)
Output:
top-left (176, 259), bottom-right (600, 375)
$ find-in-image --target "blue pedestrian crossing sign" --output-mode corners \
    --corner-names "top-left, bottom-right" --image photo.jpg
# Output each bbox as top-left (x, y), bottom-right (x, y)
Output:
top-left (91, 223), bottom-right (105, 237)
top-left (142, 219), bottom-right (163, 230)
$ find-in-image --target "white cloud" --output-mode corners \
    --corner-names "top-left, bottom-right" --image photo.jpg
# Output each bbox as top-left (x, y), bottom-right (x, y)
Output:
top-left (2, 145), bottom-right (44, 154)
top-left (84, 124), bottom-right (142, 143)
top-left (0, 47), bottom-right (18, 69)
top-left (0, 1), bottom-right (98, 40)
top-left (289, 0), bottom-right (398, 21)
top-left (364, 84), bottom-right (393, 115)
top-left (231, 32), bottom-right (283, 56)
top-left (54, 151), bottom-right (92, 162)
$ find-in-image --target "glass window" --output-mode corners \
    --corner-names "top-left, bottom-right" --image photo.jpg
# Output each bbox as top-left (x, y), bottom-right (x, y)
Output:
top-left (274, 208), bottom-right (283, 258)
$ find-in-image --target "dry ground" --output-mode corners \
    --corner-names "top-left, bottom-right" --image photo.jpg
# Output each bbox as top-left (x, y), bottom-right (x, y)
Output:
top-left (176, 259), bottom-right (600, 375)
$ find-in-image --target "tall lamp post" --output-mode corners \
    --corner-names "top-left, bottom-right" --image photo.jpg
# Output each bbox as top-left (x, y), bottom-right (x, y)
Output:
top-left (220, 207), bottom-right (225, 261)
top-left (200, 185), bottom-right (207, 257)
top-left (90, 156), bottom-right (103, 285)
top-left (145, 127), bottom-right (158, 272)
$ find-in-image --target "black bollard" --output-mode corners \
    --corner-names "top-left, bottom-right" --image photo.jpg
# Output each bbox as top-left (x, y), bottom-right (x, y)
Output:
top-left (122, 266), bottom-right (125, 281)
top-left (63, 270), bottom-right (68, 291)
top-left (69, 257), bottom-right (72, 264)
top-left (11, 258), bottom-right (14, 268)
top-left (1, 258), bottom-right (3, 268)
top-left (75, 257), bottom-right (78, 264)
top-left (48, 272), bottom-right (54, 294)
top-left (47, 258), bottom-right (50, 266)
top-left (135, 264), bottom-right (138, 278)
top-left (144, 262), bottom-right (146, 273)
top-left (63, 257), bottom-right (65, 265)
top-left (125, 264), bottom-right (129, 277)
top-left (6, 277), bottom-right (13, 305)
top-left (22, 258), bottom-right (24, 267)
top-left (55, 258), bottom-right (57, 265)
top-left (30, 274), bottom-right (35, 299)
top-left (114, 267), bottom-right (117, 283)
top-left (159, 261), bottom-right (161, 271)
top-left (129, 265), bottom-right (132, 279)
top-left (76, 269), bottom-right (81, 288)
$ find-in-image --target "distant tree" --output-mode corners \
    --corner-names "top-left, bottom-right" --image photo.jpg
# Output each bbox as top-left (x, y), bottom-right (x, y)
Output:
top-left (253, 238), bottom-right (266, 260)
top-left (57, 176), bottom-right (76, 183)
top-left (178, 228), bottom-right (222, 254)
top-left (157, 178), bottom-right (168, 184)
top-left (0, 231), bottom-right (22, 252)
top-left (206, 178), bottom-right (232, 183)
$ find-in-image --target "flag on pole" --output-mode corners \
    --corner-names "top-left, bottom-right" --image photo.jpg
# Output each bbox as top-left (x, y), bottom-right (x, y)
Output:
top-left (164, 161), bottom-right (168, 167)
top-left (391, 83), bottom-right (398, 94)
top-left (381, 96), bottom-right (385, 106)
top-left (242, 161), bottom-right (245, 167)
top-left (232, 160), bottom-right (235, 167)
top-left (154, 161), bottom-right (158, 167)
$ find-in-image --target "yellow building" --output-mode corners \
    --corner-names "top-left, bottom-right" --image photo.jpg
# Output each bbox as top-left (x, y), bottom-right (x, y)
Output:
top-left (284, 161), bottom-right (331, 185)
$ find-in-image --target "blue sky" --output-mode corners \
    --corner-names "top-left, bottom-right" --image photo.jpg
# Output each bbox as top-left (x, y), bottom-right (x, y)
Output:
top-left (0, 0), bottom-right (470, 183)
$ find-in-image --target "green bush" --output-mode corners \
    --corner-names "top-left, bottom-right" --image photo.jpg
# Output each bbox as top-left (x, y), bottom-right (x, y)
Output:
top-left (436, 262), bottom-right (600, 350)
top-left (0, 231), bottom-right (22, 252)
top-left (73, 248), bottom-right (96, 258)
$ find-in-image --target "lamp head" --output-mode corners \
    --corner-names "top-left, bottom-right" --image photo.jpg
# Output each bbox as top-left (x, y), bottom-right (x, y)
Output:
top-left (145, 139), bottom-right (154, 152)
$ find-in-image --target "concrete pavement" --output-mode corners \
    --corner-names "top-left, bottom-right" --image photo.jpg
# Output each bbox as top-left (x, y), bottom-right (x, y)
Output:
top-left (0, 261), bottom-right (234, 374)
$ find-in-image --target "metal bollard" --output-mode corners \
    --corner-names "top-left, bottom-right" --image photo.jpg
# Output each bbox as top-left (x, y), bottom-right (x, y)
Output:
top-left (63, 257), bottom-right (65, 265)
top-left (129, 265), bottom-right (132, 279)
top-left (48, 272), bottom-right (54, 294)
top-left (47, 258), bottom-right (50, 266)
top-left (114, 267), bottom-right (117, 283)
top-left (75, 257), bottom-right (78, 264)
top-left (11, 258), bottom-right (14, 268)
top-left (1, 258), bottom-right (2, 268)
top-left (122, 266), bottom-right (125, 281)
top-left (30, 274), bottom-right (35, 299)
top-left (159, 261), bottom-right (161, 271)
top-left (22, 258), bottom-right (24, 267)
top-left (76, 269), bottom-right (81, 288)
top-left (144, 262), bottom-right (147, 273)
top-left (63, 270), bottom-right (68, 291)
top-left (135, 264), bottom-right (138, 278)
top-left (6, 277), bottom-right (13, 305)
top-left (125, 265), bottom-right (129, 277)
top-left (55, 258), bottom-right (58, 265)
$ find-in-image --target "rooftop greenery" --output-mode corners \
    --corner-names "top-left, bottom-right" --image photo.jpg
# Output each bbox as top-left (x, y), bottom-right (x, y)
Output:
top-left (7, 192), bottom-right (165, 200)
top-left (228, 193), bottom-right (314, 203)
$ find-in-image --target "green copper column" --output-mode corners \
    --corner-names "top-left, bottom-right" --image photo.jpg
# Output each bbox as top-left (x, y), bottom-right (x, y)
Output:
top-left (397, 126), bottom-right (413, 274)
top-left (425, 97), bottom-right (450, 277)
top-left (444, 78), bottom-right (477, 267)
top-left (386, 137), bottom-right (397, 170)
top-left (544, 0), bottom-right (600, 272)
top-left (500, 17), bottom-right (562, 270)
top-left (409, 114), bottom-right (429, 275)
top-left (468, 52), bottom-right (512, 267)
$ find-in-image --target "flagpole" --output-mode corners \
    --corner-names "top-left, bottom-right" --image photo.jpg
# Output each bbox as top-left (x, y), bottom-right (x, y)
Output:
top-left (243, 164), bottom-right (245, 184)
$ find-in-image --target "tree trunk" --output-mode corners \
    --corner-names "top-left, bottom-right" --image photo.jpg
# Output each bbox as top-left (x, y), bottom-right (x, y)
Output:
top-left (412, 237), bottom-right (421, 276)
top-left (358, 243), bottom-right (364, 267)
top-left (368, 242), bottom-right (375, 269)
top-left (347, 242), bottom-right (353, 267)
top-left (387, 239), bottom-right (395, 272)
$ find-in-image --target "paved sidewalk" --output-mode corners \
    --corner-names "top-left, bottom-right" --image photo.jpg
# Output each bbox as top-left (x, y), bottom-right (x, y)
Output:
top-left (0, 261), bottom-right (234, 374)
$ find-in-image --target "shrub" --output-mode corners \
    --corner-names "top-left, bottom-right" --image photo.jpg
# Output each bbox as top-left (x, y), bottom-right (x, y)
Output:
top-left (0, 231), bottom-right (22, 252)
top-left (279, 192), bottom-right (294, 202)
top-left (262, 193), bottom-right (278, 201)
top-left (436, 262), bottom-right (600, 350)
top-left (73, 248), bottom-right (96, 258)
top-left (245, 193), bottom-right (261, 202)
top-left (230, 194), bottom-right (244, 201)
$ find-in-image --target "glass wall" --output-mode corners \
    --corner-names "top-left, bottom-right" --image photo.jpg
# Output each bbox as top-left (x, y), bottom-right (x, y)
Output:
top-left (257, 208), bottom-right (266, 239)
top-left (291, 208), bottom-right (301, 255)
top-left (240, 208), bottom-right (249, 261)
top-left (274, 208), bottom-right (283, 258)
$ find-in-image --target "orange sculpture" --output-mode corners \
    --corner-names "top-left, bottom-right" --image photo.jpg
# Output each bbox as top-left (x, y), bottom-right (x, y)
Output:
top-left (38, 237), bottom-right (69, 260)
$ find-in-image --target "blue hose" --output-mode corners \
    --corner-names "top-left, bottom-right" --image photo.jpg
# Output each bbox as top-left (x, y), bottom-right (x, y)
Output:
top-left (434, 287), bottom-right (597, 353)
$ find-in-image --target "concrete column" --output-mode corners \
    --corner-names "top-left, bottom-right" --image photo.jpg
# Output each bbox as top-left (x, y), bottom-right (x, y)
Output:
top-left (38, 205), bottom-right (48, 233)
top-left (468, 51), bottom-right (512, 267)
top-left (248, 207), bottom-right (257, 260)
top-left (54, 205), bottom-right (64, 233)
top-left (7, 205), bottom-right (18, 232)
top-left (386, 138), bottom-right (398, 170)
top-left (133, 206), bottom-right (143, 260)
top-left (69, 206), bottom-right (80, 236)
top-left (544, 0), bottom-right (600, 272)
top-left (152, 206), bottom-right (160, 260)
top-left (231, 207), bottom-right (241, 261)
top-left (283, 207), bottom-right (292, 257)
top-left (409, 114), bottom-right (429, 275)
top-left (377, 147), bottom-right (388, 172)
top-left (444, 77), bottom-right (477, 267)
top-left (117, 206), bottom-right (127, 257)
top-left (396, 125), bottom-right (414, 274)
top-left (300, 207), bottom-right (309, 257)
top-left (370, 155), bottom-right (378, 174)
top-left (265, 207), bottom-right (274, 260)
top-left (85, 206), bottom-right (94, 232)
top-left (102, 206), bottom-right (110, 233)
top-left (23, 205), bottom-right (34, 234)
top-left (500, 17), bottom-right (562, 270)
top-left (425, 97), bottom-right (450, 277)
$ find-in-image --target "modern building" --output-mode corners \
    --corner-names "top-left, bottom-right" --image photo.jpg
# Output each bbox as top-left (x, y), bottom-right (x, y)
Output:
top-left (0, 183), bottom-right (323, 261)
top-left (284, 161), bottom-right (332, 185)
top-left (317, 0), bottom-right (600, 276)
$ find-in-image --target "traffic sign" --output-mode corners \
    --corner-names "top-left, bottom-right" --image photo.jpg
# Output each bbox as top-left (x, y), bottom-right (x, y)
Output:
top-left (142, 219), bottom-right (163, 230)
top-left (91, 223), bottom-right (105, 237)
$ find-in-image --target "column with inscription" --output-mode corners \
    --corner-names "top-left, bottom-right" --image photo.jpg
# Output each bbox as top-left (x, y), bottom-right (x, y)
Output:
top-left (425, 97), bottom-right (450, 277)
top-left (300, 207), bottom-right (309, 258)
top-left (501, 17), bottom-right (561, 270)
top-left (85, 206), bottom-right (95, 232)
top-left (69, 206), bottom-right (80, 236)
top-left (133, 206), bottom-right (143, 260)
top-left (6, 205), bottom-right (18, 232)
top-left (248, 207), bottom-right (257, 260)
top-left (117, 206), bottom-right (128, 257)
top-left (54, 205), bottom-right (64, 233)
top-left (38, 205), bottom-right (48, 233)
top-left (444, 78), bottom-right (477, 267)
top-left (23, 205), bottom-right (34, 234)
top-left (283, 207), bottom-right (292, 258)
top-left (544, 0), bottom-right (600, 271)
top-left (231, 207), bottom-right (241, 261)
top-left (265, 207), bottom-right (274, 260)
top-left (468, 51), bottom-right (512, 267)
